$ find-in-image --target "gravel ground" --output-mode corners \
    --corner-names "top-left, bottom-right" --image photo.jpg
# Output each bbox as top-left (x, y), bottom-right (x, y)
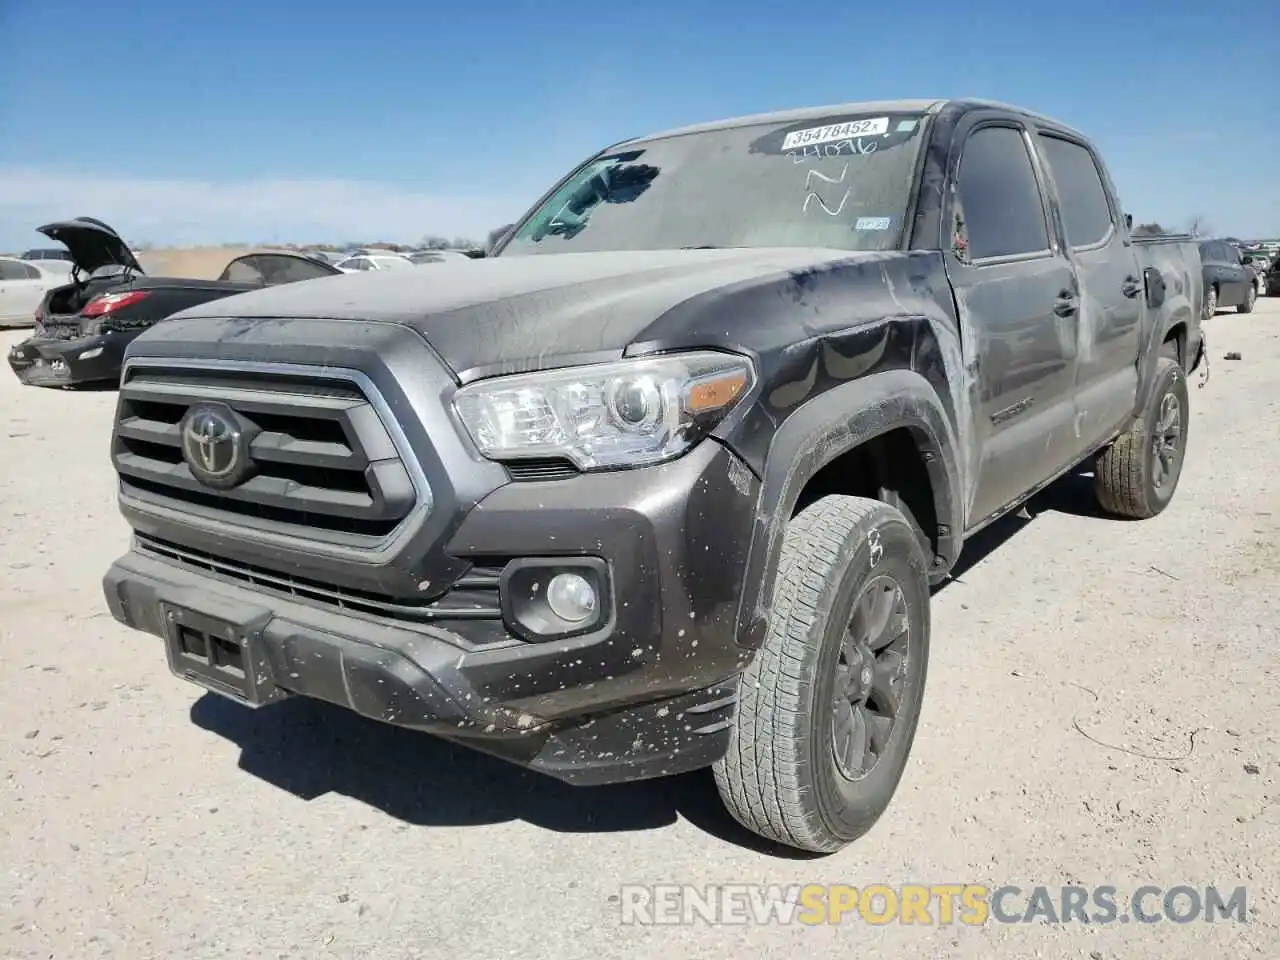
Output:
top-left (2, 302), bottom-right (1278, 959)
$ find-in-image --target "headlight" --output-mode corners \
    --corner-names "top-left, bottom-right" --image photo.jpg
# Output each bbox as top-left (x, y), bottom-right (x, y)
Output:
top-left (453, 350), bottom-right (756, 470)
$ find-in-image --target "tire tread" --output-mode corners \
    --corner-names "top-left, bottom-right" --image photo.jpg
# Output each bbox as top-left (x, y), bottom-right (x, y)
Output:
top-left (714, 495), bottom-right (886, 852)
top-left (1094, 356), bottom-right (1184, 519)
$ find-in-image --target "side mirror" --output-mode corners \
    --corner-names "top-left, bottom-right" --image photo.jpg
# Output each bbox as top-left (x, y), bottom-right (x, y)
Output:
top-left (1242, 255), bottom-right (1254, 264)
top-left (1124, 213), bottom-right (1133, 231)
top-left (485, 223), bottom-right (516, 256)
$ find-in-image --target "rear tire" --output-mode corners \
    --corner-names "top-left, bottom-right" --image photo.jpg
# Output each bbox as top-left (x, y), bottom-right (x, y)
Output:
top-left (713, 495), bottom-right (930, 853)
top-left (1094, 357), bottom-right (1189, 519)
top-left (1238, 283), bottom-right (1257, 314)
top-left (1202, 284), bottom-right (1218, 321)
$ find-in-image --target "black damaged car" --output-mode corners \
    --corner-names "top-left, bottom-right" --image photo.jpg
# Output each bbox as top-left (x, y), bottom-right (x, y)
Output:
top-left (7, 217), bottom-right (342, 388)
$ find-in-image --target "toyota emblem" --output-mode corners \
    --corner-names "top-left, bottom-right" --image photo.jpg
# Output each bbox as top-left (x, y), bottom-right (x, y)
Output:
top-left (180, 403), bottom-right (249, 488)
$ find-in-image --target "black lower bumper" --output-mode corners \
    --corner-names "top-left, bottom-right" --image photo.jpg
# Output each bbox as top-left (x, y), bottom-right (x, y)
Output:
top-left (7, 332), bottom-right (129, 387)
top-left (104, 549), bottom-right (738, 785)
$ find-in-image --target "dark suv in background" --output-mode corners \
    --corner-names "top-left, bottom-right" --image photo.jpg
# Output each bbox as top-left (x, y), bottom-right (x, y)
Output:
top-left (1199, 239), bottom-right (1259, 317)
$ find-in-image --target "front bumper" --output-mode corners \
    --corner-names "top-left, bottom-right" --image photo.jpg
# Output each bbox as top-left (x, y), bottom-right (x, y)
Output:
top-left (7, 332), bottom-right (129, 387)
top-left (103, 439), bottom-right (760, 785)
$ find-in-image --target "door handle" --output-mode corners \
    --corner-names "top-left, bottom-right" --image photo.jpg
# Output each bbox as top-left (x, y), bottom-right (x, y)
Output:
top-left (1053, 292), bottom-right (1078, 317)
top-left (1121, 275), bottom-right (1142, 298)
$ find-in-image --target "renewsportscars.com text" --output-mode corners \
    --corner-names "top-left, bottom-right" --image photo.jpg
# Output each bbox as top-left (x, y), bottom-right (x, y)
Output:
top-left (618, 883), bottom-right (1248, 926)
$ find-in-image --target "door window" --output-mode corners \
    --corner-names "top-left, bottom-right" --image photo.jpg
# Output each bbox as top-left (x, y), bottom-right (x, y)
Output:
top-left (954, 125), bottom-right (1050, 260)
top-left (219, 253), bottom-right (337, 284)
top-left (1037, 135), bottom-right (1114, 247)
top-left (0, 260), bottom-right (26, 281)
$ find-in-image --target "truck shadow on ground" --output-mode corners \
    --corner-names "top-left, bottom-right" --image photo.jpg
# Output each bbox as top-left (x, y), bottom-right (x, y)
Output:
top-left (934, 465), bottom-right (1106, 589)
top-left (189, 692), bottom-right (826, 859)
top-left (188, 465), bottom-right (1107, 856)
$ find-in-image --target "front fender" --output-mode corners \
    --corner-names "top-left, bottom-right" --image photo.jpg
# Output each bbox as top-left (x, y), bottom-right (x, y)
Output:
top-left (732, 368), bottom-right (961, 650)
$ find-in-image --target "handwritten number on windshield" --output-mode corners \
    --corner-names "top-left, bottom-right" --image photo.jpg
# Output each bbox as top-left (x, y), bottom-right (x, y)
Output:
top-left (786, 137), bottom-right (880, 164)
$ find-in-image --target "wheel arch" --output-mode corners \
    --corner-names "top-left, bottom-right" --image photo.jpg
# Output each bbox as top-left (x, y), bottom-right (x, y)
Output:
top-left (733, 369), bottom-right (962, 651)
top-left (1138, 294), bottom-right (1199, 409)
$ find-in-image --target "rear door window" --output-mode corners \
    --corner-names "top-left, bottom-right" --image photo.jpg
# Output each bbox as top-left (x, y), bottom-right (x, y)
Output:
top-left (955, 125), bottom-right (1050, 260)
top-left (1037, 135), bottom-right (1115, 247)
top-left (0, 260), bottom-right (25, 280)
top-left (220, 253), bottom-right (336, 285)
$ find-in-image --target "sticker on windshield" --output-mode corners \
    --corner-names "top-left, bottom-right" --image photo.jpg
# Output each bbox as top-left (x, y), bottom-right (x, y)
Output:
top-left (749, 112), bottom-right (925, 160)
top-left (855, 216), bottom-right (893, 231)
top-left (781, 117), bottom-right (889, 151)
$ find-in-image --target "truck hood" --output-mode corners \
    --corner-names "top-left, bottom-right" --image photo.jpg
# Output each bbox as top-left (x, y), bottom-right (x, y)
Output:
top-left (166, 247), bottom-right (875, 378)
top-left (36, 217), bottom-right (144, 276)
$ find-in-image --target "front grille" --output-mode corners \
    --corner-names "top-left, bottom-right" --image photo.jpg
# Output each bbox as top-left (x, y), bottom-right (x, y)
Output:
top-left (114, 363), bottom-right (423, 545)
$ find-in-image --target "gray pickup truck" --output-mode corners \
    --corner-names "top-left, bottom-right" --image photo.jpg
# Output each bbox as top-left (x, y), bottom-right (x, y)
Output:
top-left (102, 98), bottom-right (1204, 853)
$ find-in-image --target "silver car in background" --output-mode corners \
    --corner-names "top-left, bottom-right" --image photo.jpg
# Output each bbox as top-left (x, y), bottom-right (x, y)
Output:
top-left (333, 253), bottom-right (415, 273)
top-left (408, 249), bottom-right (473, 265)
top-left (0, 257), bottom-right (74, 327)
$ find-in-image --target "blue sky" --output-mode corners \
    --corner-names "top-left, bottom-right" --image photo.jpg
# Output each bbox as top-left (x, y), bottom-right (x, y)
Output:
top-left (1, 0), bottom-right (1276, 251)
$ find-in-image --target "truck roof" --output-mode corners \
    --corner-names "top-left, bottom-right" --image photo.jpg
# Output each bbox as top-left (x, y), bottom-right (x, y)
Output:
top-left (627, 97), bottom-right (1086, 145)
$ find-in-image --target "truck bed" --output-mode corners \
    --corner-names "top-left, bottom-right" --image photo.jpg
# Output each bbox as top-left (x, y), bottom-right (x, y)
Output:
top-left (1131, 233), bottom-right (1205, 372)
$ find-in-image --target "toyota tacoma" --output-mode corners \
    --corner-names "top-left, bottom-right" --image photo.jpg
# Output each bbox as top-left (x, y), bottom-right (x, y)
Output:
top-left (102, 98), bottom-right (1205, 853)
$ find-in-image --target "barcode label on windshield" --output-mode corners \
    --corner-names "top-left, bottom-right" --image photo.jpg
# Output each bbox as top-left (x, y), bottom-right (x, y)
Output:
top-left (781, 117), bottom-right (890, 150)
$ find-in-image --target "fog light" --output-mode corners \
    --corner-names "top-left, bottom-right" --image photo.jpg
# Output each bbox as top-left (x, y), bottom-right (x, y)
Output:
top-left (546, 572), bottom-right (597, 623)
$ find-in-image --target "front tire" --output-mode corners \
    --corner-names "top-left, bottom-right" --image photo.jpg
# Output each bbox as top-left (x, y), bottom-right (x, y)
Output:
top-left (1093, 357), bottom-right (1190, 519)
top-left (713, 495), bottom-right (930, 853)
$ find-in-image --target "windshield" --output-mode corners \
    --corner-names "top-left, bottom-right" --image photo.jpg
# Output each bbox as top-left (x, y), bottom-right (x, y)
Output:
top-left (499, 110), bottom-right (928, 257)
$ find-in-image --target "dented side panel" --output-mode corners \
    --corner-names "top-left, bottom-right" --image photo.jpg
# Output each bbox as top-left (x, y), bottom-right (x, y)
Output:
top-left (616, 250), bottom-right (970, 648)
top-left (1132, 236), bottom-right (1205, 400)
top-left (731, 368), bottom-right (962, 650)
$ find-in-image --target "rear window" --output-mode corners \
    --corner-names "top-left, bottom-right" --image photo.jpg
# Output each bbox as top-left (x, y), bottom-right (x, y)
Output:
top-left (1037, 135), bottom-right (1114, 247)
top-left (219, 254), bottom-right (337, 285)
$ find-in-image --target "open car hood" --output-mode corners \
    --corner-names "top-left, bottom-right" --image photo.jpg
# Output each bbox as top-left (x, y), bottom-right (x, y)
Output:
top-left (35, 217), bottom-right (144, 276)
